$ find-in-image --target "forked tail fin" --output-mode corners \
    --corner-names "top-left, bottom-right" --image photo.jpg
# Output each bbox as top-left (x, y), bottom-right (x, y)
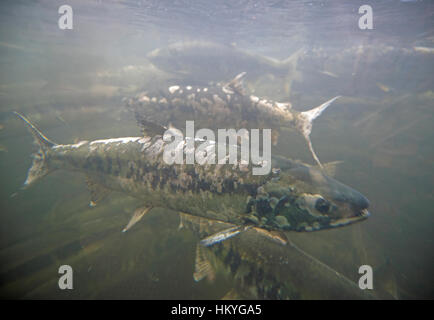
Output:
top-left (14, 112), bottom-right (57, 187)
top-left (298, 96), bottom-right (341, 169)
top-left (281, 48), bottom-right (303, 69)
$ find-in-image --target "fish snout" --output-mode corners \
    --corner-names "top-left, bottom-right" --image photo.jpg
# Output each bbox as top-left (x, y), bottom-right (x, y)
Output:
top-left (352, 194), bottom-right (371, 219)
top-left (359, 208), bottom-right (371, 218)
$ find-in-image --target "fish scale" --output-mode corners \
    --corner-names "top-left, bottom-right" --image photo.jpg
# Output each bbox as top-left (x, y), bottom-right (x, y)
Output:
top-left (125, 72), bottom-right (340, 169)
top-left (15, 111), bottom-right (370, 241)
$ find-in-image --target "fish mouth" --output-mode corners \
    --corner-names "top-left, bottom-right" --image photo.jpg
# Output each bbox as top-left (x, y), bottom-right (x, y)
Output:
top-left (328, 208), bottom-right (370, 228)
top-left (359, 208), bottom-right (371, 218)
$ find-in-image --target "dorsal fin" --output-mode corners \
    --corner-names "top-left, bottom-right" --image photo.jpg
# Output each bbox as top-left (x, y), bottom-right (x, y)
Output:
top-left (134, 112), bottom-right (167, 137)
top-left (223, 72), bottom-right (246, 95)
top-left (319, 160), bottom-right (344, 177)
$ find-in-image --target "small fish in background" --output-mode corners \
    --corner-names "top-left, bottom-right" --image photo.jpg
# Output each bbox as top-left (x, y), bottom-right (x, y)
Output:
top-left (0, 124), bottom-right (4, 130)
top-left (146, 41), bottom-right (302, 85)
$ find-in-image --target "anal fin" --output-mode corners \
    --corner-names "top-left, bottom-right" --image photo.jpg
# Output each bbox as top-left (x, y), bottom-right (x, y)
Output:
top-left (122, 206), bottom-right (152, 232)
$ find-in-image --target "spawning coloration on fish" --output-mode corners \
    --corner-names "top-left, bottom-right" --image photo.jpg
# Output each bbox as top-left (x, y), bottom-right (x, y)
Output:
top-left (125, 72), bottom-right (340, 169)
top-left (14, 111), bottom-right (369, 245)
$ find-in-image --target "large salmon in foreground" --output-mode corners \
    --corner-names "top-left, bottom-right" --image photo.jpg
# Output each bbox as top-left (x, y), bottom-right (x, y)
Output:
top-left (14, 111), bottom-right (369, 245)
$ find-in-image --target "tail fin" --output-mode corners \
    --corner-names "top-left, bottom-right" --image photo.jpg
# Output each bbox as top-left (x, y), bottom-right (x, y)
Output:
top-left (14, 112), bottom-right (57, 187)
top-left (298, 96), bottom-right (341, 169)
top-left (281, 48), bottom-right (303, 68)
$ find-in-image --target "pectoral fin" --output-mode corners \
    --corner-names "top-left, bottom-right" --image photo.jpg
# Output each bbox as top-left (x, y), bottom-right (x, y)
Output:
top-left (193, 244), bottom-right (215, 282)
top-left (200, 225), bottom-right (251, 247)
top-left (86, 177), bottom-right (111, 207)
top-left (122, 206), bottom-right (152, 232)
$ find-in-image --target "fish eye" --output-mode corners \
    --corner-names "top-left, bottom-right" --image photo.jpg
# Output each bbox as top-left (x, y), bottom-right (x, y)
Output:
top-left (315, 198), bottom-right (330, 213)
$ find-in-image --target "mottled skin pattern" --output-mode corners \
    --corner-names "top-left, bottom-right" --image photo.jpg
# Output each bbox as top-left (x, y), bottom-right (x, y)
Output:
top-left (124, 80), bottom-right (296, 141)
top-left (49, 136), bottom-right (266, 225)
top-left (124, 75), bottom-right (341, 169)
top-left (45, 133), bottom-right (370, 232)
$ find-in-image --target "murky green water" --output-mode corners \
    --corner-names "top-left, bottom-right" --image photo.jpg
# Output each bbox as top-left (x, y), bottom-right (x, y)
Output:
top-left (0, 0), bottom-right (433, 299)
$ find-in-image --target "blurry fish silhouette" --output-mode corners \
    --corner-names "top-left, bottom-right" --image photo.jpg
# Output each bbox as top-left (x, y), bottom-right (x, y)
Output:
top-left (147, 41), bottom-right (302, 84)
